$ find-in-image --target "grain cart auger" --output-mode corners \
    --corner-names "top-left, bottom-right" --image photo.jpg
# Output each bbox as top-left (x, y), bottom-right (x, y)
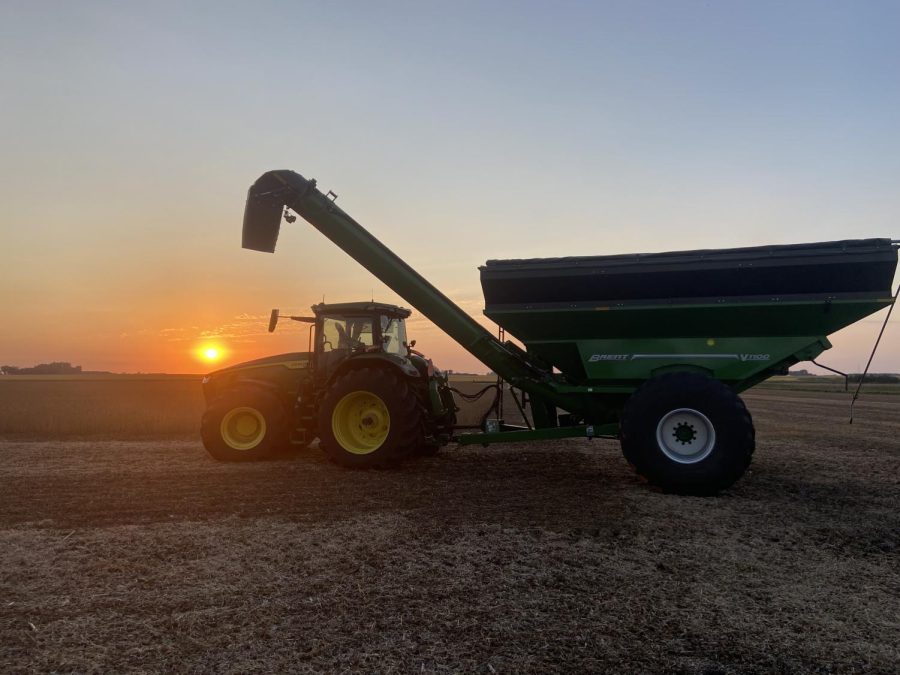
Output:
top-left (199, 168), bottom-right (899, 496)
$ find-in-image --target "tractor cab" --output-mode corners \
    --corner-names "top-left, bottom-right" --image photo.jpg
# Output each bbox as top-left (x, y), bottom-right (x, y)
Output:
top-left (266, 301), bottom-right (420, 386)
top-left (308, 302), bottom-right (413, 382)
top-left (313, 302), bottom-right (410, 354)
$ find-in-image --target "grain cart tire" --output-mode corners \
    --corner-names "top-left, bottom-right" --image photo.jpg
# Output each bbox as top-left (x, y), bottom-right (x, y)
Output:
top-left (201, 387), bottom-right (289, 461)
top-left (319, 367), bottom-right (424, 468)
top-left (620, 372), bottom-right (755, 496)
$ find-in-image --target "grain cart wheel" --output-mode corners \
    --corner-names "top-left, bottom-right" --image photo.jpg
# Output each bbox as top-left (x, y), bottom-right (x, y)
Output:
top-left (620, 372), bottom-right (755, 496)
top-left (201, 387), bottom-right (288, 462)
top-left (319, 367), bottom-right (424, 468)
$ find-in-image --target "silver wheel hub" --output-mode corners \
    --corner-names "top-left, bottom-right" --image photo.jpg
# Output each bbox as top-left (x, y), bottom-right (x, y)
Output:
top-left (655, 408), bottom-right (716, 464)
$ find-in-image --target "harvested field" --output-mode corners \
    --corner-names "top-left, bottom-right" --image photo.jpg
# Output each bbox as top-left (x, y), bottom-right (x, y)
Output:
top-left (1, 389), bottom-right (899, 672)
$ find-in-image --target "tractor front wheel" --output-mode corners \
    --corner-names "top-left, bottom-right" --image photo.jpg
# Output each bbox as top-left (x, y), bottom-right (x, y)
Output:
top-left (201, 387), bottom-right (288, 461)
top-left (319, 368), bottom-right (424, 468)
top-left (620, 372), bottom-right (755, 495)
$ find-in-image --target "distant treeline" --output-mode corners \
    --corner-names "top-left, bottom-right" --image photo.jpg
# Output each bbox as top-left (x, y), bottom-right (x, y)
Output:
top-left (847, 373), bottom-right (900, 384)
top-left (1, 362), bottom-right (82, 375)
top-left (789, 369), bottom-right (898, 383)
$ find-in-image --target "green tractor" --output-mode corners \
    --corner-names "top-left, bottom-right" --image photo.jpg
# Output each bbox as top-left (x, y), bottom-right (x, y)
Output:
top-left (200, 301), bottom-right (456, 467)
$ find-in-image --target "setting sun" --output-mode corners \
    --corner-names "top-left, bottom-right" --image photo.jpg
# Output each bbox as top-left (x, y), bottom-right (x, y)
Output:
top-left (199, 346), bottom-right (223, 363)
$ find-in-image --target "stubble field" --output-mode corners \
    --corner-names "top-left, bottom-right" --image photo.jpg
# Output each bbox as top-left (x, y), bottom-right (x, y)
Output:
top-left (1, 379), bottom-right (898, 672)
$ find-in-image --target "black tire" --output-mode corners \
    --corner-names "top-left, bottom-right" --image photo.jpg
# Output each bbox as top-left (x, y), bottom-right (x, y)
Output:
top-left (620, 372), bottom-right (755, 496)
top-left (201, 387), bottom-right (288, 462)
top-left (318, 367), bottom-right (424, 468)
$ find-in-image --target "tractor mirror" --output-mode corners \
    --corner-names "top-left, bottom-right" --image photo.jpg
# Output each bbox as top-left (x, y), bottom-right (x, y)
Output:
top-left (268, 309), bottom-right (279, 333)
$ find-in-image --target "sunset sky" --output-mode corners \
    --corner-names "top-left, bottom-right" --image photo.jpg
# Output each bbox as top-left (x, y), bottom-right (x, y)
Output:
top-left (2, 1), bottom-right (898, 374)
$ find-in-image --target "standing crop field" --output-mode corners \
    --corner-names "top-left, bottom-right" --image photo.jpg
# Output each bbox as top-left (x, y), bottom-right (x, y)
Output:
top-left (0, 376), bottom-right (204, 438)
top-left (1, 383), bottom-right (898, 672)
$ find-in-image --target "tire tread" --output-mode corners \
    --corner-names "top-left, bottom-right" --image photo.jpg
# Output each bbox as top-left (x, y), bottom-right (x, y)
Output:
top-left (318, 367), bottom-right (424, 469)
top-left (620, 372), bottom-right (755, 495)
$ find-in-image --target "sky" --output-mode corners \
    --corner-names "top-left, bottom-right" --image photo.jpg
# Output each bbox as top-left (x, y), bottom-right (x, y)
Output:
top-left (1, 0), bottom-right (898, 374)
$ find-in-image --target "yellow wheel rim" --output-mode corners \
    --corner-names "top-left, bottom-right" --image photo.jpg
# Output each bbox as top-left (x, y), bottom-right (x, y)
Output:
top-left (331, 391), bottom-right (391, 455)
top-left (220, 407), bottom-right (267, 450)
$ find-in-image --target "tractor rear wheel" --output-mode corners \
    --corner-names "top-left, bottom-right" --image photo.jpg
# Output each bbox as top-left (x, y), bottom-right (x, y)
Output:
top-left (620, 372), bottom-right (755, 495)
top-left (201, 387), bottom-right (288, 462)
top-left (318, 367), bottom-right (424, 468)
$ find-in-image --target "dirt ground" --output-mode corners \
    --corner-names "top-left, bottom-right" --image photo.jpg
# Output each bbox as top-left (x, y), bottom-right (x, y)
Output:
top-left (1, 389), bottom-right (898, 673)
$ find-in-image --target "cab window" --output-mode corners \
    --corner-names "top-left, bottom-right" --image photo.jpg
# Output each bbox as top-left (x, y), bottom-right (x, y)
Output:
top-left (381, 316), bottom-right (408, 356)
top-left (320, 316), bottom-right (374, 352)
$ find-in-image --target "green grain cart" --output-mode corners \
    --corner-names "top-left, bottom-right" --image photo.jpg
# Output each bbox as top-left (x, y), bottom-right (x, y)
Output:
top-left (201, 169), bottom-right (898, 495)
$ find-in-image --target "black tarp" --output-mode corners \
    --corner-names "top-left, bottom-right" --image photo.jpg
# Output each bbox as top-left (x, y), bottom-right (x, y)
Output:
top-left (481, 239), bottom-right (897, 306)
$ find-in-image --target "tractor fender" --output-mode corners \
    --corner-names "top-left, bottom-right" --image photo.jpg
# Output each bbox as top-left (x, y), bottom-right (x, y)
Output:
top-left (325, 352), bottom-right (422, 389)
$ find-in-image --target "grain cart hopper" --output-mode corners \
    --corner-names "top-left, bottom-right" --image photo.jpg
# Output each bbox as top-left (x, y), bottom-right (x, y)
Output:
top-left (201, 168), bottom-right (898, 495)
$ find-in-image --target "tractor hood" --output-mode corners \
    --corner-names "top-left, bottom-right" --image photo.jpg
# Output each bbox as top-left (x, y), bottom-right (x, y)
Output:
top-left (205, 352), bottom-right (311, 380)
top-left (201, 352), bottom-right (312, 405)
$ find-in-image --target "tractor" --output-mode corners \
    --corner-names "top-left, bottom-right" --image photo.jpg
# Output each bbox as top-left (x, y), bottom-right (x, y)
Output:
top-left (200, 301), bottom-right (456, 467)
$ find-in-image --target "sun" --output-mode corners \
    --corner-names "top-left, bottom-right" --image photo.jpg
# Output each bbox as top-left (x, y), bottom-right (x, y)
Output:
top-left (199, 345), bottom-right (224, 363)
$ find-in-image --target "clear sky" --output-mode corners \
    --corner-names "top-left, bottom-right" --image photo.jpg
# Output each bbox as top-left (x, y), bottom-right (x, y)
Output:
top-left (1, 0), bottom-right (898, 374)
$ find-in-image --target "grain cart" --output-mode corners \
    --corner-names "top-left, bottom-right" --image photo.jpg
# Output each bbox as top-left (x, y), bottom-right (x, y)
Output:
top-left (201, 169), bottom-right (898, 495)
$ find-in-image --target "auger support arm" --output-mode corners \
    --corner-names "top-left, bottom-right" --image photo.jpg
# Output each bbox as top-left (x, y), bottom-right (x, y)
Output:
top-left (242, 170), bottom-right (560, 401)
